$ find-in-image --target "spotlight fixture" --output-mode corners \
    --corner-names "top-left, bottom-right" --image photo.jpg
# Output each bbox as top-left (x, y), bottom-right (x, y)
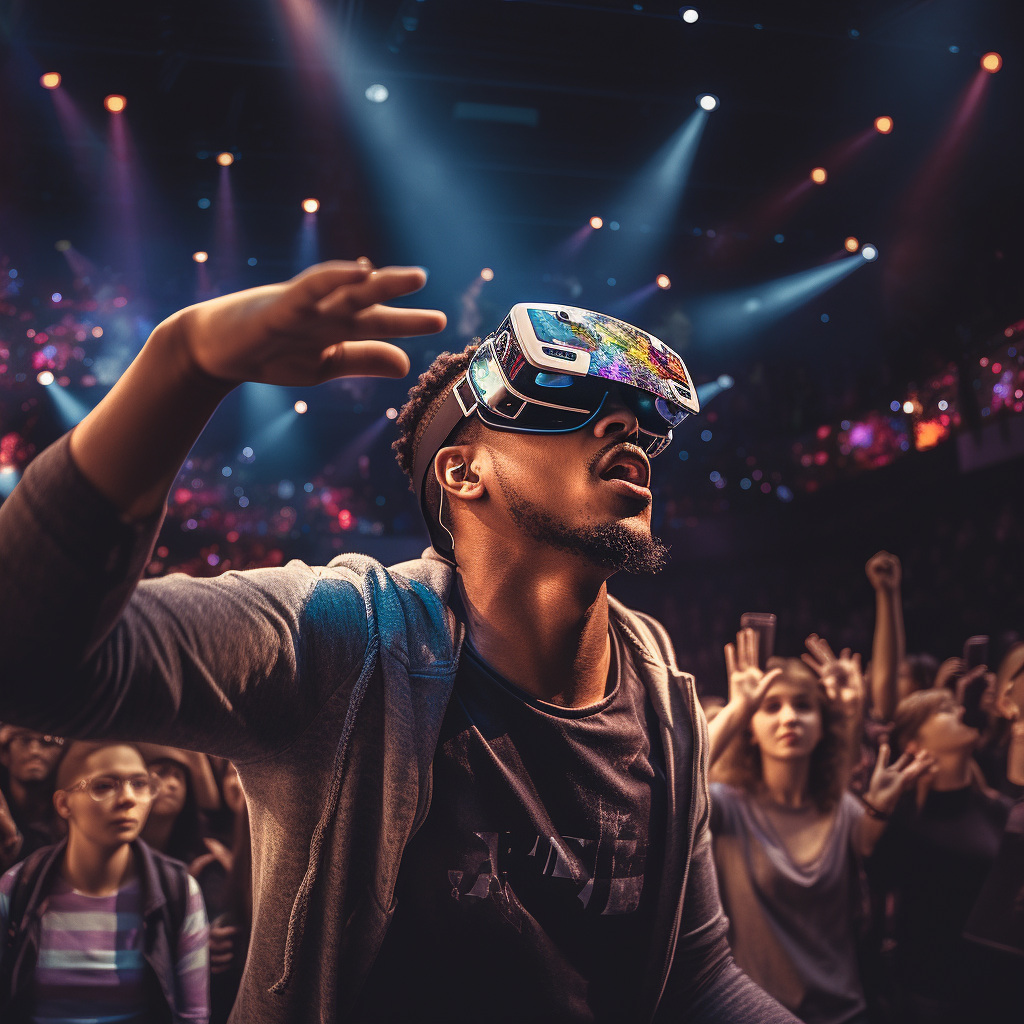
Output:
top-left (365, 84), bottom-right (389, 103)
top-left (480, 267), bottom-right (494, 281)
top-left (40, 72), bottom-right (61, 90)
top-left (302, 198), bottom-right (320, 213)
top-left (192, 251), bottom-right (209, 263)
top-left (294, 401), bottom-right (308, 414)
top-left (680, 7), bottom-right (699, 23)
top-left (874, 115), bottom-right (894, 134)
top-left (860, 243), bottom-right (878, 262)
top-left (810, 167), bottom-right (827, 184)
top-left (981, 52), bottom-right (1002, 73)
top-left (385, 407), bottom-right (399, 420)
top-left (656, 274), bottom-right (672, 290)
top-left (104, 94), bottom-right (126, 113)
top-left (37, 371), bottom-right (55, 386)
top-left (844, 236), bottom-right (859, 252)
top-left (589, 216), bottom-right (603, 230)
top-left (216, 152), bottom-right (234, 167)
top-left (697, 93), bottom-right (719, 111)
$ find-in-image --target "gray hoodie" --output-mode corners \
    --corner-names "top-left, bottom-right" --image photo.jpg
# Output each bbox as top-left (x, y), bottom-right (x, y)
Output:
top-left (0, 434), bottom-right (795, 1024)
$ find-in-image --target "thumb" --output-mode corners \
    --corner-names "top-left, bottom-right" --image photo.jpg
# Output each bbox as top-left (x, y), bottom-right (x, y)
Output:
top-left (317, 340), bottom-right (411, 381)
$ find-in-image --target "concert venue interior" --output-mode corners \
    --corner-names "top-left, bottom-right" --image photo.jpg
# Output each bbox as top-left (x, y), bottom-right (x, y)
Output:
top-left (1, 4), bottom-right (1023, 1024)
top-left (1, 3), bottom-right (1020, 692)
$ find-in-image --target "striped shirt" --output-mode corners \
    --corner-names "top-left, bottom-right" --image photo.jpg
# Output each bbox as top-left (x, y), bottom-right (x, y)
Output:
top-left (0, 863), bottom-right (210, 1024)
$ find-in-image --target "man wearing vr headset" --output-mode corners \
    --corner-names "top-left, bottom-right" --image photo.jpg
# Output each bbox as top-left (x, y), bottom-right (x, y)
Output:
top-left (0, 262), bottom-right (793, 1023)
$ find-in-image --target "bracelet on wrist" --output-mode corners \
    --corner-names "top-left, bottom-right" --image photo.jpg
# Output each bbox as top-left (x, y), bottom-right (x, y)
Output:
top-left (859, 796), bottom-right (891, 821)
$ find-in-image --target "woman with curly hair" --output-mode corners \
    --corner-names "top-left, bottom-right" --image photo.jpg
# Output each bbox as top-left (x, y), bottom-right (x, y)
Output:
top-left (707, 629), bottom-right (933, 1024)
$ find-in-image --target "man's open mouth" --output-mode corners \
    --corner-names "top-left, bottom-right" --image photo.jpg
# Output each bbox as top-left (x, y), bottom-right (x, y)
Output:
top-left (596, 444), bottom-right (651, 489)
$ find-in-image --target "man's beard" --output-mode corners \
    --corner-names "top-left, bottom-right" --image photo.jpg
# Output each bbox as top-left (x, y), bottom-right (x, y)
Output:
top-left (494, 468), bottom-right (669, 574)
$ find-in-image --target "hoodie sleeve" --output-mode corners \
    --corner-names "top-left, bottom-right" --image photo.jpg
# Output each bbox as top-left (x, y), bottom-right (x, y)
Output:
top-left (656, 833), bottom-right (799, 1023)
top-left (0, 433), bottom-right (369, 761)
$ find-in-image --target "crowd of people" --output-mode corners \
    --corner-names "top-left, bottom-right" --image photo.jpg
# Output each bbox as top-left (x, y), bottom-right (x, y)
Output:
top-left (0, 549), bottom-right (1020, 1023)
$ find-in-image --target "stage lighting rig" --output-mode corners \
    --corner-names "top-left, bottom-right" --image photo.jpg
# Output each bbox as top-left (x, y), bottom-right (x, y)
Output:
top-left (981, 52), bottom-right (1002, 73)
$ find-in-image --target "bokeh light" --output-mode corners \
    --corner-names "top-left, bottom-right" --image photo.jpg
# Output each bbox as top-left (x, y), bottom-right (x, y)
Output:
top-left (480, 267), bottom-right (494, 281)
top-left (680, 7), bottom-right (699, 23)
top-left (104, 94), bottom-right (126, 113)
top-left (302, 198), bottom-right (320, 213)
top-left (91, 326), bottom-right (103, 338)
top-left (216, 151), bottom-right (234, 167)
top-left (810, 167), bottom-right (827, 184)
top-left (874, 116), bottom-right (893, 134)
top-left (294, 400), bottom-right (308, 414)
top-left (981, 52), bottom-right (1002, 73)
top-left (656, 274), bottom-right (672, 290)
top-left (192, 251), bottom-right (209, 263)
top-left (37, 371), bottom-right (54, 386)
top-left (844, 236), bottom-right (859, 252)
top-left (385, 407), bottom-right (399, 420)
top-left (365, 84), bottom-right (389, 103)
top-left (40, 72), bottom-right (61, 90)
top-left (860, 244), bottom-right (878, 262)
top-left (589, 216), bottom-right (603, 229)
top-left (697, 93), bottom-right (719, 111)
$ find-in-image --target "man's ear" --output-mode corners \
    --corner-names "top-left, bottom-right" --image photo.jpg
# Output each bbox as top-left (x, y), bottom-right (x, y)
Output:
top-left (434, 446), bottom-right (486, 502)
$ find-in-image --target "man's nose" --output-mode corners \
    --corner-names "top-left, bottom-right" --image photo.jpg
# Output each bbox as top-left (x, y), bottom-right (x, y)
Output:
top-left (592, 397), bottom-right (639, 441)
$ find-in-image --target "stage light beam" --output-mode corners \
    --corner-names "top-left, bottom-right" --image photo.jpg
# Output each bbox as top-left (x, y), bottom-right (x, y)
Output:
top-left (40, 72), bottom-right (61, 90)
top-left (104, 94), bottom-right (126, 113)
top-left (860, 244), bottom-right (878, 261)
top-left (981, 52), bottom-right (1002, 73)
top-left (874, 116), bottom-right (894, 134)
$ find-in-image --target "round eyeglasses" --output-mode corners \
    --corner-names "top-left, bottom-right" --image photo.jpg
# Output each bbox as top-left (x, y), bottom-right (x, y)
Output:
top-left (64, 773), bottom-right (162, 802)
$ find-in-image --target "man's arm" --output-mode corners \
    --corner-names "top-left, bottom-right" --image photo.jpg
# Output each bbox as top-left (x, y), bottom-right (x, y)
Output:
top-left (656, 836), bottom-right (799, 1023)
top-left (0, 263), bottom-right (446, 752)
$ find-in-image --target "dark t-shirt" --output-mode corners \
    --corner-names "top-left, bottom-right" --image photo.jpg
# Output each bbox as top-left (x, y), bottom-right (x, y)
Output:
top-left (868, 784), bottom-right (1011, 1001)
top-left (355, 625), bottom-right (667, 1023)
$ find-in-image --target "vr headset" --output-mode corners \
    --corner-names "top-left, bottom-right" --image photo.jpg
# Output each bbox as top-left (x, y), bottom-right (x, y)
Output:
top-left (412, 303), bottom-right (700, 563)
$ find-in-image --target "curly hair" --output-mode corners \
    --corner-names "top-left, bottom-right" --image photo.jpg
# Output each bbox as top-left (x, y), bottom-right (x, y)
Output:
top-left (711, 657), bottom-right (850, 812)
top-left (392, 343), bottom-right (481, 486)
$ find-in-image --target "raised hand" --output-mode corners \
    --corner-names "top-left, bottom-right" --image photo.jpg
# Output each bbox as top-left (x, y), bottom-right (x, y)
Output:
top-left (174, 260), bottom-right (446, 387)
top-left (0, 787), bottom-right (22, 870)
top-left (865, 741), bottom-right (934, 816)
top-left (802, 633), bottom-right (865, 718)
top-left (865, 550), bottom-right (902, 592)
top-left (724, 627), bottom-right (782, 713)
top-left (933, 656), bottom-right (965, 691)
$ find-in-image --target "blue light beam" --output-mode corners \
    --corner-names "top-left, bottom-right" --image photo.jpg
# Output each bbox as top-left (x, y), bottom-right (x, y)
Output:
top-left (46, 385), bottom-right (95, 430)
top-left (617, 109), bottom-right (709, 246)
top-left (689, 254), bottom-right (869, 344)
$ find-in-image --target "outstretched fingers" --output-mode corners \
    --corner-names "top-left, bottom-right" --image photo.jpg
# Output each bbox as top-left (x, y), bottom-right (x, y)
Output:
top-left (725, 642), bottom-right (738, 679)
top-left (317, 340), bottom-right (411, 381)
top-left (316, 266), bottom-right (431, 318)
top-left (753, 667), bottom-right (783, 704)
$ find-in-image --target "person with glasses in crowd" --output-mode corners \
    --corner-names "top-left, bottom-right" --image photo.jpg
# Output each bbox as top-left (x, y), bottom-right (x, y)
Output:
top-left (0, 726), bottom-right (65, 867)
top-left (0, 740), bottom-right (210, 1023)
top-left (0, 263), bottom-right (797, 1022)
